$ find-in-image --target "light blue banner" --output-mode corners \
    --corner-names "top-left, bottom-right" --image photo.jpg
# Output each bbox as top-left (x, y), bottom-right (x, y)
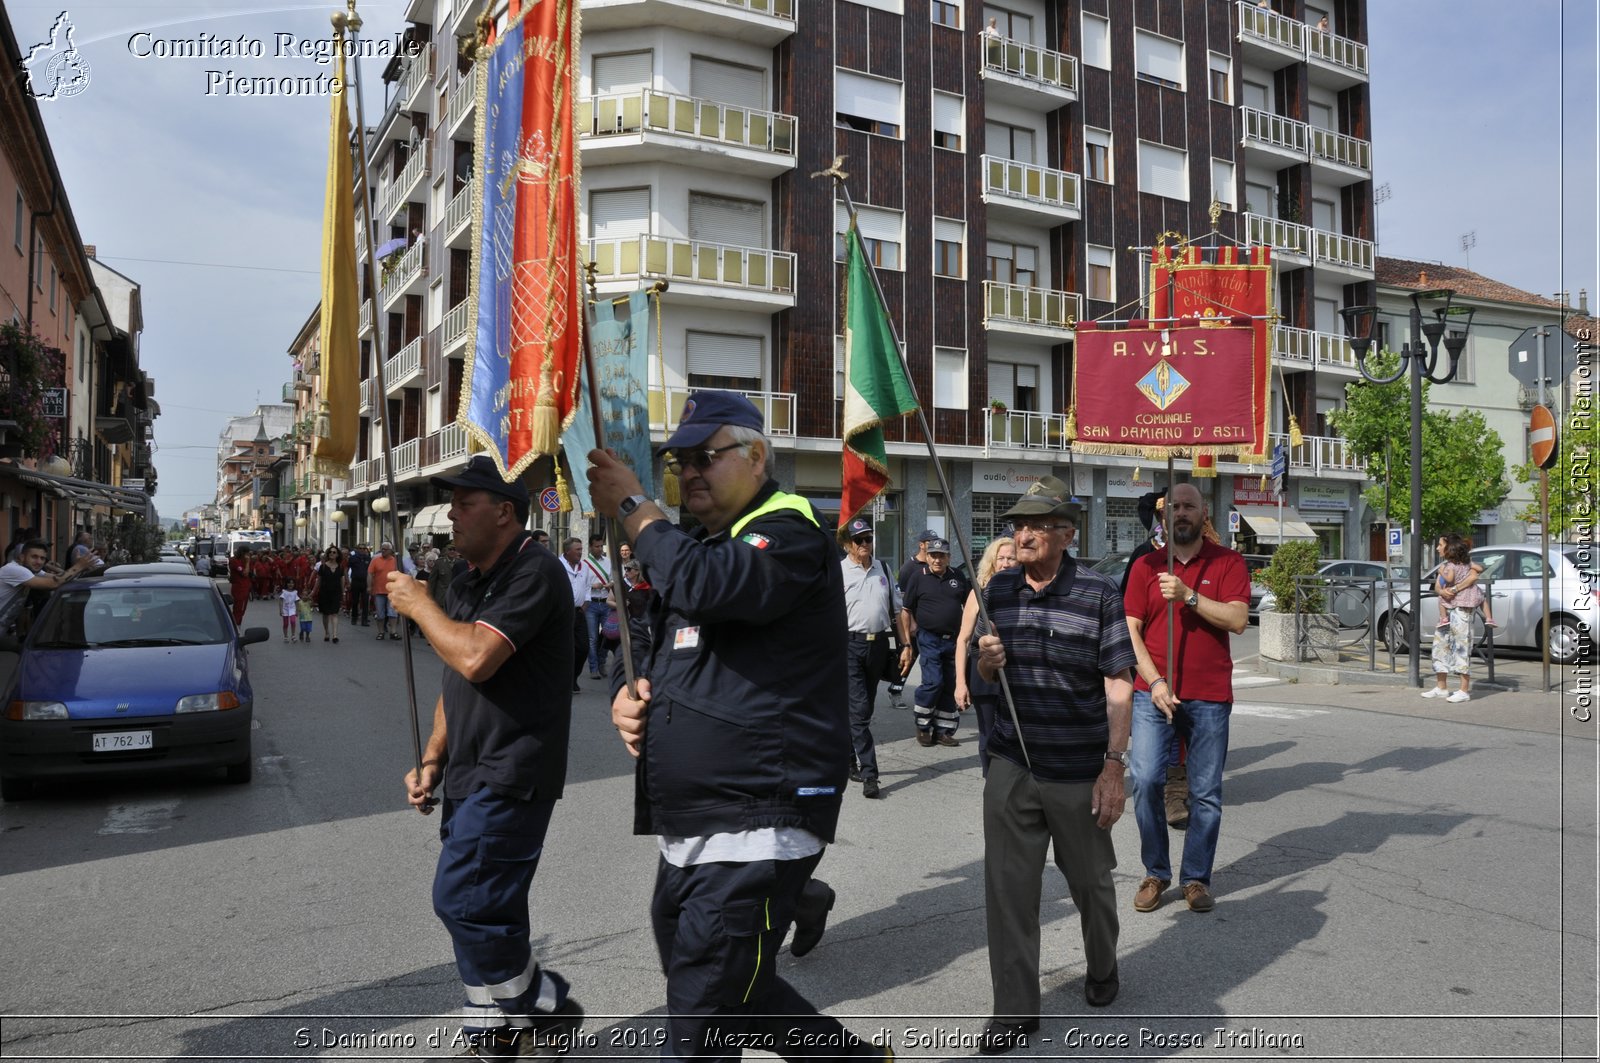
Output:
top-left (563, 289), bottom-right (653, 513)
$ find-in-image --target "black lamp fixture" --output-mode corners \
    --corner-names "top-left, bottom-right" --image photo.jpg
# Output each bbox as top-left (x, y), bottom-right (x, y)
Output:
top-left (1340, 288), bottom-right (1476, 685)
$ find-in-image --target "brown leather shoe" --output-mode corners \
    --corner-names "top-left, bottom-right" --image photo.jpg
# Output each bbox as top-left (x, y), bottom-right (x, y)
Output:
top-left (935, 733), bottom-right (960, 747)
top-left (1133, 876), bottom-right (1169, 912)
top-left (1183, 881), bottom-right (1215, 912)
top-left (916, 731), bottom-right (935, 747)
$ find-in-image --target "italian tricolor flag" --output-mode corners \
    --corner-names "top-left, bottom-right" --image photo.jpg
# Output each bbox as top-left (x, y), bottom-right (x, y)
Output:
top-left (841, 224), bottom-right (919, 528)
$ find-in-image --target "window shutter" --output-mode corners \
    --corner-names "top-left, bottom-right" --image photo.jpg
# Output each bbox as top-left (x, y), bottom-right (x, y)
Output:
top-left (691, 57), bottom-right (765, 107)
top-left (1082, 14), bottom-right (1110, 69)
top-left (934, 217), bottom-right (964, 244)
top-left (1135, 31), bottom-right (1184, 86)
top-left (1138, 142), bottom-right (1188, 201)
top-left (589, 188), bottom-right (651, 238)
top-left (933, 92), bottom-right (963, 136)
top-left (689, 194), bottom-right (765, 248)
top-left (687, 331), bottom-right (762, 379)
top-left (593, 51), bottom-right (652, 93)
top-left (835, 70), bottom-right (901, 125)
top-left (988, 361), bottom-right (1014, 405)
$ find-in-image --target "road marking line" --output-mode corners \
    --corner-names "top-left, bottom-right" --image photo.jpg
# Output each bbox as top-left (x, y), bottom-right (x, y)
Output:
top-left (98, 800), bottom-right (180, 835)
top-left (1232, 675), bottom-right (1283, 688)
top-left (1233, 703), bottom-right (1330, 719)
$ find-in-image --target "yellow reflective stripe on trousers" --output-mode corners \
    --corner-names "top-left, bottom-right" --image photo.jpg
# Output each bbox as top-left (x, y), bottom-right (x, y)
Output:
top-left (729, 491), bottom-right (819, 539)
top-left (740, 897), bottom-right (775, 1004)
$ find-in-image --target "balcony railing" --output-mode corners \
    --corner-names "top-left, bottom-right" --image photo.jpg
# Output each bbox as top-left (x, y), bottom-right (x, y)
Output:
top-left (1313, 329), bottom-right (1359, 371)
top-left (987, 408), bottom-right (1068, 450)
top-left (983, 281), bottom-right (1080, 332)
top-left (398, 43), bottom-right (431, 108)
top-left (444, 299), bottom-right (473, 351)
top-left (349, 459), bottom-right (368, 490)
top-left (444, 178), bottom-right (473, 238)
top-left (393, 437), bottom-right (420, 477)
top-left (1243, 212), bottom-right (1310, 257)
top-left (1274, 324), bottom-right (1315, 367)
top-left (982, 154), bottom-right (1080, 213)
top-left (708, 0), bottom-right (793, 15)
top-left (380, 241), bottom-right (425, 305)
top-left (1307, 23), bottom-right (1369, 78)
top-left (437, 421), bottom-right (470, 464)
top-left (1310, 126), bottom-right (1371, 172)
top-left (1241, 105), bottom-right (1309, 156)
top-left (1237, 2), bottom-right (1367, 79)
top-left (649, 385), bottom-right (796, 437)
top-left (447, 66), bottom-right (476, 130)
top-left (376, 147), bottom-right (429, 223)
top-left (281, 381), bottom-right (296, 403)
top-left (579, 90), bottom-right (796, 160)
top-left (982, 35), bottom-right (1078, 95)
top-left (384, 336), bottom-right (423, 391)
top-left (1270, 431), bottom-right (1361, 473)
top-left (1312, 229), bottom-right (1374, 272)
top-left (358, 299), bottom-right (373, 335)
top-left (588, 235), bottom-right (795, 296)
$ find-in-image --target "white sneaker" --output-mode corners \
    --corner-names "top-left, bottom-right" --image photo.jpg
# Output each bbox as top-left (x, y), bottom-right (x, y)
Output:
top-left (1420, 687), bottom-right (1447, 699)
top-left (1447, 690), bottom-right (1470, 703)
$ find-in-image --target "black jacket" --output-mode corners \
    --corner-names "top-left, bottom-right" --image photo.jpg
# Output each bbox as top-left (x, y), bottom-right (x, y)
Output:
top-left (618, 481), bottom-right (850, 842)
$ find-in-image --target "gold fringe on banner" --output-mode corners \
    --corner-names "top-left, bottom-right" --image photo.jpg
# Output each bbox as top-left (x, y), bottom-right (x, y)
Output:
top-left (1064, 406), bottom-right (1077, 441)
top-left (555, 462), bottom-right (573, 513)
top-left (1287, 413), bottom-right (1304, 447)
top-left (1071, 441), bottom-right (1266, 463)
top-left (531, 361), bottom-right (562, 458)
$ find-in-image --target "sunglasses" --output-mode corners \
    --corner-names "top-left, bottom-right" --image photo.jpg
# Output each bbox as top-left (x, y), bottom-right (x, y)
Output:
top-left (664, 442), bottom-right (746, 476)
top-left (851, 535), bottom-right (874, 544)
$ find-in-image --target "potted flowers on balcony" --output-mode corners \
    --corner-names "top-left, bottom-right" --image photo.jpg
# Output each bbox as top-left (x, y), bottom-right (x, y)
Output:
top-left (0, 323), bottom-right (66, 461)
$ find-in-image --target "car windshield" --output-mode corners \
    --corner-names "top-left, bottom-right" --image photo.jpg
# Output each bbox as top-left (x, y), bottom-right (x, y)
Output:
top-left (31, 587), bottom-right (231, 649)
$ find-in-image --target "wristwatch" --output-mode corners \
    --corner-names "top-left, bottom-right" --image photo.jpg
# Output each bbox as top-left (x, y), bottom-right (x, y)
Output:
top-left (1184, 589), bottom-right (1200, 608)
top-left (1105, 750), bottom-right (1129, 768)
top-left (618, 494), bottom-right (649, 518)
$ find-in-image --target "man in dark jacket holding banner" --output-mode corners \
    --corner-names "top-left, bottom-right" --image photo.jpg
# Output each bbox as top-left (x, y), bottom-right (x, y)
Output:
top-left (588, 390), bottom-right (887, 1062)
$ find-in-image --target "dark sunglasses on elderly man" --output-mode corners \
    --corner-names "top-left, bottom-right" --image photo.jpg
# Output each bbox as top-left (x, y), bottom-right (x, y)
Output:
top-left (663, 442), bottom-right (747, 476)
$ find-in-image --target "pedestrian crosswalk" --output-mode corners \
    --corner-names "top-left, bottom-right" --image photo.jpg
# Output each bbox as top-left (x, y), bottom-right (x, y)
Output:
top-left (1232, 703), bottom-right (1330, 719)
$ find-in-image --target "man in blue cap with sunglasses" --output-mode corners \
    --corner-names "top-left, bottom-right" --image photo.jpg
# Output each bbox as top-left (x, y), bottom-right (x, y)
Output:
top-left (587, 390), bottom-right (888, 1062)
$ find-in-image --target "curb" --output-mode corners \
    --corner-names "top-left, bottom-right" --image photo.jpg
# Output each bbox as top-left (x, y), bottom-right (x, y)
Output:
top-left (1260, 654), bottom-right (1521, 691)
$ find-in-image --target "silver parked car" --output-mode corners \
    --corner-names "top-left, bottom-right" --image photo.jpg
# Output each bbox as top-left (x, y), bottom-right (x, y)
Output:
top-left (1258, 560), bottom-right (1410, 628)
top-left (1377, 546), bottom-right (1597, 666)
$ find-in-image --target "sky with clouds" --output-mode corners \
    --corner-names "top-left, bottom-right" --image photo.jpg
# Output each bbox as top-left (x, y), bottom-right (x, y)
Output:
top-left (8, 0), bottom-right (1596, 520)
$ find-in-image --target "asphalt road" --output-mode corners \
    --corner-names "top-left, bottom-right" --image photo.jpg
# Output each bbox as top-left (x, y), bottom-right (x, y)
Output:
top-left (1, 597), bottom-right (1595, 1062)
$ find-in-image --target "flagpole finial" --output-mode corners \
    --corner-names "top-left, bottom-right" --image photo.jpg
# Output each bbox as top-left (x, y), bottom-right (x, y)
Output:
top-left (809, 155), bottom-right (850, 184)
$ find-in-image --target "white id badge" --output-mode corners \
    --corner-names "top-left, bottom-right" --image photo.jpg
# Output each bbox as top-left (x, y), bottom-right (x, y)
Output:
top-left (673, 626), bottom-right (701, 651)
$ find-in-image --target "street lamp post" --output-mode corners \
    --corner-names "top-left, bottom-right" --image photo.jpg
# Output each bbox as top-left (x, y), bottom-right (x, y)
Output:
top-left (1342, 291), bottom-right (1476, 686)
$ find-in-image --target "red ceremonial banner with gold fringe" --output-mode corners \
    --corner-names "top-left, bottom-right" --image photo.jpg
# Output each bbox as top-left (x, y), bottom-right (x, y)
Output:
top-left (1069, 324), bottom-right (1260, 456)
top-left (1147, 244), bottom-right (1273, 461)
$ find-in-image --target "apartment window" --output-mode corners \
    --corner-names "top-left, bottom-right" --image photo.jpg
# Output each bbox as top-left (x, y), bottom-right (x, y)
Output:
top-left (49, 265), bottom-right (57, 312)
top-left (1313, 197), bottom-right (1336, 232)
top-left (690, 193), bottom-right (765, 249)
top-left (932, 92), bottom-right (964, 151)
top-left (589, 187), bottom-right (651, 240)
top-left (1211, 158), bottom-right (1236, 211)
top-left (933, 347), bottom-right (967, 408)
top-left (1138, 141), bottom-right (1189, 201)
top-left (986, 6), bottom-right (1033, 42)
top-left (986, 241), bottom-right (1037, 287)
top-left (1241, 79), bottom-right (1270, 112)
top-left (686, 330), bottom-right (762, 391)
top-left (1085, 128), bottom-right (1112, 183)
top-left (12, 192), bottom-right (21, 251)
top-left (836, 70), bottom-right (902, 138)
top-left (1309, 100), bottom-right (1335, 132)
top-left (1087, 245), bottom-right (1114, 302)
top-left (35, 235), bottom-right (43, 288)
top-left (1082, 14), bottom-right (1111, 70)
top-left (593, 50), bottom-right (652, 94)
top-left (691, 56), bottom-right (766, 107)
top-left (1134, 30), bottom-right (1185, 90)
top-left (1245, 180), bottom-right (1274, 216)
top-left (852, 0), bottom-right (903, 10)
top-left (78, 331), bottom-right (86, 382)
top-left (934, 217), bottom-right (965, 278)
top-left (835, 204), bottom-right (904, 270)
top-left (931, 1), bottom-right (960, 28)
top-left (1208, 52), bottom-right (1232, 103)
top-left (427, 385), bottom-right (444, 432)
top-left (986, 121), bottom-right (1036, 163)
top-left (989, 361), bottom-right (1039, 412)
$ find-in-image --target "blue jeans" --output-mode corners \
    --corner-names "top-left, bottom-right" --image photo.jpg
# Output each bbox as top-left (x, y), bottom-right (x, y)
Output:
top-left (1129, 692), bottom-right (1231, 886)
top-left (585, 599), bottom-right (611, 675)
top-left (913, 630), bottom-right (959, 736)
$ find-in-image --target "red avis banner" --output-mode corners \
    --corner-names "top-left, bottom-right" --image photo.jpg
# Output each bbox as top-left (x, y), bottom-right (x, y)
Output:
top-left (1148, 244), bottom-right (1273, 460)
top-left (1070, 324), bottom-right (1261, 454)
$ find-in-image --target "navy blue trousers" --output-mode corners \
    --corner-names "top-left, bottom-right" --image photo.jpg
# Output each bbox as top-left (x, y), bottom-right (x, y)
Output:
top-left (434, 788), bottom-right (567, 1032)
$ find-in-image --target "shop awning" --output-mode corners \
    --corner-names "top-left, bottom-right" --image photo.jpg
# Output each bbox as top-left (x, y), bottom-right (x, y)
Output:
top-left (408, 503), bottom-right (452, 538)
top-left (1, 463), bottom-right (154, 518)
top-left (1235, 506), bottom-right (1317, 542)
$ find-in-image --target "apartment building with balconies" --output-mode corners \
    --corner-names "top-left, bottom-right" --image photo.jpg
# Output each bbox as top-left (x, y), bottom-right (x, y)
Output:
top-left (309, 0), bottom-right (1384, 567)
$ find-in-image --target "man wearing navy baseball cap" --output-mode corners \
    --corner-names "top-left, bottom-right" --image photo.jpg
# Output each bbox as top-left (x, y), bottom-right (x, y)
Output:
top-left (587, 391), bottom-right (886, 1061)
top-left (839, 515), bottom-right (899, 800)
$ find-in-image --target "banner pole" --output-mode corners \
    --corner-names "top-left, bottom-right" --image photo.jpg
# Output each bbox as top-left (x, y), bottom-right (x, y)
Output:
top-left (824, 167), bottom-right (1034, 773)
top-left (342, 1), bottom-right (429, 810)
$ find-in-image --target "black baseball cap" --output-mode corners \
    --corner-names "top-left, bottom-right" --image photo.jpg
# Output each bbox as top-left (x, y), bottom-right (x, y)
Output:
top-left (843, 517), bottom-right (873, 540)
top-left (659, 390), bottom-right (766, 452)
top-left (430, 455), bottom-right (531, 519)
top-left (926, 537), bottom-right (952, 555)
top-left (916, 529), bottom-right (938, 542)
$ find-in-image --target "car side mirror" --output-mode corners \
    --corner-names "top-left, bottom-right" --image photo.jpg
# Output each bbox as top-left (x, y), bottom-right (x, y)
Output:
top-left (239, 627), bottom-right (271, 646)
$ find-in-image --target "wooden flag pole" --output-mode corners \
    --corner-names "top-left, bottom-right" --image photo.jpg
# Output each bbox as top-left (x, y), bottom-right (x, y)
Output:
top-left (340, 1), bottom-right (430, 811)
top-left (819, 161), bottom-right (1035, 774)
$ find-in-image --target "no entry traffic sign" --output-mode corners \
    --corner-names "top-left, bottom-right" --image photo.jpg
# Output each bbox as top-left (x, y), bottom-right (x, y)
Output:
top-left (1530, 404), bottom-right (1558, 470)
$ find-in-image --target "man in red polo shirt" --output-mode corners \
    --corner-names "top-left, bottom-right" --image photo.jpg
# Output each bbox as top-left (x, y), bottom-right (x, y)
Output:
top-left (1121, 481), bottom-right (1249, 916)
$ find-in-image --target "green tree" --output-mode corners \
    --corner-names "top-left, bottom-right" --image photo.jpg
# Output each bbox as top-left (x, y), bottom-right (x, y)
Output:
top-left (1328, 351), bottom-right (1511, 539)
top-left (1511, 394), bottom-right (1599, 537)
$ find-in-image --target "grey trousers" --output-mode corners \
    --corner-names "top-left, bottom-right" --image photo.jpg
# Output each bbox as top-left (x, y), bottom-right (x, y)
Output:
top-left (983, 756), bottom-right (1120, 1023)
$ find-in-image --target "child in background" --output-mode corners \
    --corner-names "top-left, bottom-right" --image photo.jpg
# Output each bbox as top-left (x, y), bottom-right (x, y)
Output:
top-left (279, 584), bottom-right (300, 643)
top-left (296, 596), bottom-right (314, 642)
